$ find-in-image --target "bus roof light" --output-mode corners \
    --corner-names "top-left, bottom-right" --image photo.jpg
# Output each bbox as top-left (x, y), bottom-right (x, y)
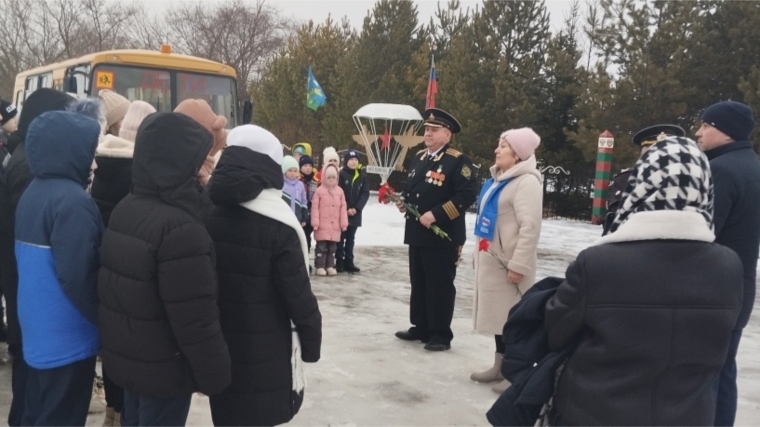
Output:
top-left (160, 44), bottom-right (172, 54)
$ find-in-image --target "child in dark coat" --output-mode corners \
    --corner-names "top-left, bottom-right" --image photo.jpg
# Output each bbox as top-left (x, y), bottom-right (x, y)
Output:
top-left (299, 155), bottom-right (318, 251)
top-left (337, 150), bottom-right (369, 273)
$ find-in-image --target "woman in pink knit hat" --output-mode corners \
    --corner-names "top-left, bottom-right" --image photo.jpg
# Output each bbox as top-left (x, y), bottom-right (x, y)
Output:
top-left (470, 127), bottom-right (544, 394)
top-left (174, 99), bottom-right (228, 185)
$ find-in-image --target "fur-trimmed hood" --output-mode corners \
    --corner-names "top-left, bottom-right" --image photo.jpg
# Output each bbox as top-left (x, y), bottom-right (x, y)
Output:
top-left (593, 210), bottom-right (714, 246)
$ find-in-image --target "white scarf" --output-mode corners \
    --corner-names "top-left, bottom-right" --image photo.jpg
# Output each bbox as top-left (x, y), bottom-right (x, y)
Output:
top-left (240, 188), bottom-right (308, 393)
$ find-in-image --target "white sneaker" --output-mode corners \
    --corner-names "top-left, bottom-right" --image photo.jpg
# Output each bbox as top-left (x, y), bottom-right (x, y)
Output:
top-left (316, 268), bottom-right (327, 276)
top-left (327, 267), bottom-right (338, 276)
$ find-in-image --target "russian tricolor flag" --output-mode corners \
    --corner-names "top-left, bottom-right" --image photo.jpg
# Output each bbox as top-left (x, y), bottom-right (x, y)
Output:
top-left (426, 55), bottom-right (437, 109)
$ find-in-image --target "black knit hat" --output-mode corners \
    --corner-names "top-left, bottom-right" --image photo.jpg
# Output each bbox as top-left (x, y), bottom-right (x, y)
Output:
top-left (701, 101), bottom-right (757, 142)
top-left (344, 149), bottom-right (360, 163)
top-left (1, 99), bottom-right (18, 125)
top-left (299, 154), bottom-right (314, 167)
top-left (17, 89), bottom-right (73, 139)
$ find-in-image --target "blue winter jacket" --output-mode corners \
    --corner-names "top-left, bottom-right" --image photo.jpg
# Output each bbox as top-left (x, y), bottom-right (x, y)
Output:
top-left (14, 111), bottom-right (103, 369)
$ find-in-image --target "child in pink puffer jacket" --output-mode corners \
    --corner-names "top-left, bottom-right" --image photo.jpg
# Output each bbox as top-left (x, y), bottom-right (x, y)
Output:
top-left (311, 163), bottom-right (348, 276)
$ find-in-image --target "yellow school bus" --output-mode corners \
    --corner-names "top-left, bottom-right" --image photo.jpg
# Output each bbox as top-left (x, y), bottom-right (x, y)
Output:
top-left (13, 45), bottom-right (249, 127)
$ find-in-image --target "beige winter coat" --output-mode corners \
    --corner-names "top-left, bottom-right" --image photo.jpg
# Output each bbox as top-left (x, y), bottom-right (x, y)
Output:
top-left (473, 156), bottom-right (543, 335)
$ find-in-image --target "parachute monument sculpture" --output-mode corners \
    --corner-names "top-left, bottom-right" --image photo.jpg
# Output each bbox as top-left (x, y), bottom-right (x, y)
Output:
top-left (352, 103), bottom-right (424, 184)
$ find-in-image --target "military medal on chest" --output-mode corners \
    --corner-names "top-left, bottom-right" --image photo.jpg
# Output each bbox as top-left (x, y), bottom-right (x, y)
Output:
top-left (426, 166), bottom-right (446, 187)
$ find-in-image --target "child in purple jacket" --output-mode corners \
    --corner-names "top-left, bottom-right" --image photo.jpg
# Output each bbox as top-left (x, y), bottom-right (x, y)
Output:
top-left (282, 155), bottom-right (309, 225)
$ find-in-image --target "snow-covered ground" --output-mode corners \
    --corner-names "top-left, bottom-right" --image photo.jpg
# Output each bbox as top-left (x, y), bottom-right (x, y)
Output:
top-left (52, 198), bottom-right (760, 425)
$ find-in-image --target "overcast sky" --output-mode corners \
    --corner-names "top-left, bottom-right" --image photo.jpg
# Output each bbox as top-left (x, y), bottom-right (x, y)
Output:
top-left (151, 0), bottom-right (577, 34)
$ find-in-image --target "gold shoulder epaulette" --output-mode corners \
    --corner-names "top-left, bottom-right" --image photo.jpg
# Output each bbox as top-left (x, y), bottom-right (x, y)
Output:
top-left (445, 148), bottom-right (462, 158)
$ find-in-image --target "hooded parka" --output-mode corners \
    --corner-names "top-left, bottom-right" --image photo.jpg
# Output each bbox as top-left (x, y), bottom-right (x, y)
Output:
top-left (97, 112), bottom-right (231, 398)
top-left (0, 89), bottom-right (72, 348)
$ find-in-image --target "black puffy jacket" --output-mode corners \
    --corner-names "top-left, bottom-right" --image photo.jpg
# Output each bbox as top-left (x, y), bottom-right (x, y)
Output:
top-left (98, 112), bottom-right (231, 398)
top-left (338, 165), bottom-right (369, 227)
top-left (205, 145), bottom-right (322, 426)
top-left (546, 211), bottom-right (743, 426)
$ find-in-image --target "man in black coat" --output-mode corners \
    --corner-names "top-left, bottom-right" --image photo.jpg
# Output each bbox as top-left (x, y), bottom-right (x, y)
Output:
top-left (394, 108), bottom-right (477, 351)
top-left (98, 113), bottom-right (231, 426)
top-left (696, 100), bottom-right (760, 426)
top-left (337, 149), bottom-right (369, 273)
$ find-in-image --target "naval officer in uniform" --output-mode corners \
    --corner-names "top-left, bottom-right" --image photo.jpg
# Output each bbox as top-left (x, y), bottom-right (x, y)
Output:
top-left (602, 124), bottom-right (686, 235)
top-left (394, 108), bottom-right (477, 351)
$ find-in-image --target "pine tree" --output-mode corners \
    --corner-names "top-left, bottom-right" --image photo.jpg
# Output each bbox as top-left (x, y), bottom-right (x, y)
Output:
top-left (323, 0), bottom-right (425, 151)
top-left (535, 0), bottom-right (589, 172)
top-left (250, 16), bottom-right (355, 151)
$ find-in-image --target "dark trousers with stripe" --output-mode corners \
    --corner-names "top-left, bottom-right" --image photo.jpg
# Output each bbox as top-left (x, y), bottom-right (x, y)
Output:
top-left (408, 245), bottom-right (459, 345)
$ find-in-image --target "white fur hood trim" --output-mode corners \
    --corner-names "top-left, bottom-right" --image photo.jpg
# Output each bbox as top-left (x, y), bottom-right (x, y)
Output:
top-left (592, 210), bottom-right (714, 246)
top-left (96, 134), bottom-right (134, 159)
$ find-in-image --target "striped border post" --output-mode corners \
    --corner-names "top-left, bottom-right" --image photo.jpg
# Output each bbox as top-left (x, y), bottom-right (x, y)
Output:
top-left (592, 130), bottom-right (615, 224)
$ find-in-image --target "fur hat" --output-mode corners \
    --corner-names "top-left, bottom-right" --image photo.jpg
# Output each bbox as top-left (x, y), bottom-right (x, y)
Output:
top-left (66, 98), bottom-right (106, 134)
top-left (701, 101), bottom-right (757, 142)
top-left (98, 90), bottom-right (130, 131)
top-left (323, 146), bottom-right (340, 165)
top-left (175, 99), bottom-right (228, 156)
top-left (1, 99), bottom-right (18, 126)
top-left (500, 127), bottom-right (541, 161)
top-left (299, 155), bottom-right (314, 168)
top-left (119, 101), bottom-right (157, 143)
top-left (282, 155), bottom-right (299, 174)
top-left (226, 124), bottom-right (282, 165)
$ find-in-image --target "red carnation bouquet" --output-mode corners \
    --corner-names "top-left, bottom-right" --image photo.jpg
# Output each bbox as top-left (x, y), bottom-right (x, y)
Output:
top-left (478, 238), bottom-right (522, 297)
top-left (378, 183), bottom-right (451, 240)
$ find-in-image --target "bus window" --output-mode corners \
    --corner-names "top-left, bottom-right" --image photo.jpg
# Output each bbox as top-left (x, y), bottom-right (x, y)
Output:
top-left (91, 65), bottom-right (172, 112)
top-left (66, 64), bottom-right (90, 97)
top-left (25, 76), bottom-right (38, 92)
top-left (177, 73), bottom-right (237, 127)
top-left (39, 73), bottom-right (53, 89)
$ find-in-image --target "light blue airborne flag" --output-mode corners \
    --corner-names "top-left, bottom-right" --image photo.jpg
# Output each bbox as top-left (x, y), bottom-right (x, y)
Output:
top-left (307, 66), bottom-right (326, 111)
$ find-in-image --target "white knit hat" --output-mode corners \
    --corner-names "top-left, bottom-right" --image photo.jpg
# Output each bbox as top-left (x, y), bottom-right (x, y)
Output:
top-left (500, 127), bottom-right (541, 161)
top-left (323, 146), bottom-right (340, 164)
top-left (119, 101), bottom-right (156, 143)
top-left (226, 125), bottom-right (283, 165)
top-left (282, 155), bottom-right (299, 173)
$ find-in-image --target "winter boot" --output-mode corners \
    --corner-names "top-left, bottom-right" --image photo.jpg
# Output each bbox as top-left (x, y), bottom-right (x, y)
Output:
top-left (327, 267), bottom-right (338, 276)
top-left (102, 407), bottom-right (115, 427)
top-left (470, 353), bottom-right (504, 383)
top-left (315, 268), bottom-right (327, 276)
top-left (492, 378), bottom-right (511, 394)
top-left (336, 258), bottom-right (345, 273)
top-left (344, 260), bottom-right (361, 273)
